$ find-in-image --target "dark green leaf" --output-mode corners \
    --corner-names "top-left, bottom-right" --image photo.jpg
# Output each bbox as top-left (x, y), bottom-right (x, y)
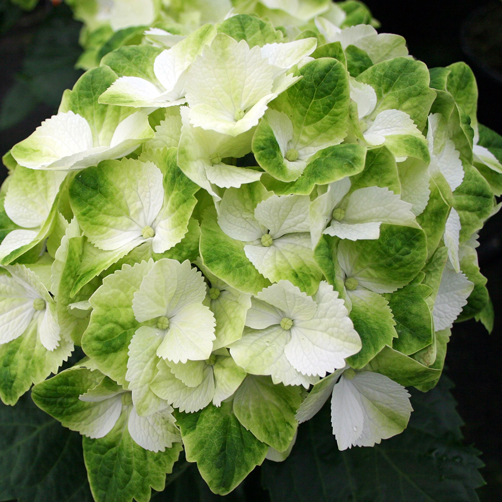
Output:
top-left (175, 402), bottom-right (268, 496)
top-left (154, 462), bottom-right (246, 502)
top-left (0, 79), bottom-right (38, 131)
top-left (0, 393), bottom-right (93, 502)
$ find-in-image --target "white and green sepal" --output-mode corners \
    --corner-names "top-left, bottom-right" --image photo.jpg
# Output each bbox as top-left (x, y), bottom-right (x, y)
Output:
top-left (310, 176), bottom-right (418, 246)
top-left (99, 25), bottom-right (217, 108)
top-left (132, 259), bottom-right (216, 363)
top-left (149, 353), bottom-right (247, 413)
top-left (296, 368), bottom-right (412, 450)
top-left (0, 167), bottom-right (65, 263)
top-left (315, 19), bottom-right (408, 64)
top-left (185, 34), bottom-right (309, 136)
top-left (0, 264), bottom-right (72, 405)
top-left (70, 154), bottom-right (198, 258)
top-left (178, 107), bottom-right (260, 197)
top-left (350, 78), bottom-right (428, 162)
top-left (230, 280), bottom-right (361, 382)
top-left (11, 67), bottom-right (154, 171)
top-left (218, 188), bottom-right (322, 295)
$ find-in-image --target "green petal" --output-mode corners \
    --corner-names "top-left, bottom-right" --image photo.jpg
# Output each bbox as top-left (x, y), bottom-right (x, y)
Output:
top-left (233, 375), bottom-right (302, 452)
top-left (200, 209), bottom-right (270, 295)
top-left (346, 289), bottom-right (397, 369)
top-left (82, 260), bottom-right (155, 386)
top-left (0, 321), bottom-right (73, 405)
top-left (83, 411), bottom-right (182, 502)
top-left (357, 57), bottom-right (436, 130)
top-left (175, 401), bottom-right (268, 496)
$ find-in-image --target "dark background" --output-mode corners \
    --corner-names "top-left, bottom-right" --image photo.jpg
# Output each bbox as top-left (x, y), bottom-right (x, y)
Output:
top-left (0, 1), bottom-right (501, 500)
top-left (363, 2), bottom-right (502, 500)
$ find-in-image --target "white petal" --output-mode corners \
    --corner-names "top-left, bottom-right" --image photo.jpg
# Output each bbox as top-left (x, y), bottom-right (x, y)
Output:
top-left (256, 281), bottom-right (317, 321)
top-left (433, 262), bottom-right (473, 331)
top-left (186, 36), bottom-right (274, 116)
top-left (349, 79), bottom-right (377, 120)
top-left (206, 163), bottom-right (262, 189)
top-left (37, 304), bottom-right (61, 351)
top-left (128, 405), bottom-right (179, 452)
top-left (330, 374), bottom-right (365, 450)
top-left (434, 141), bottom-right (464, 192)
top-left (266, 109), bottom-right (294, 155)
top-left (332, 371), bottom-right (412, 450)
top-left (99, 76), bottom-right (163, 107)
top-left (285, 282), bottom-right (361, 376)
top-left (295, 370), bottom-right (341, 423)
top-left (0, 229), bottom-right (39, 260)
top-left (444, 208), bottom-right (461, 273)
top-left (77, 394), bottom-right (123, 439)
top-left (398, 158), bottom-right (431, 216)
top-left (245, 298), bottom-right (284, 330)
top-left (324, 221), bottom-right (382, 240)
top-left (230, 326), bottom-right (317, 388)
top-left (260, 38), bottom-right (317, 70)
top-left (167, 359), bottom-right (206, 387)
top-left (133, 260), bottom-right (206, 322)
top-left (344, 187), bottom-right (415, 225)
top-left (4, 168), bottom-right (66, 229)
top-left (309, 177), bottom-right (351, 247)
top-left (151, 362), bottom-right (215, 413)
top-left (157, 303), bottom-right (215, 363)
top-left (364, 110), bottom-right (421, 146)
top-left (109, 111), bottom-right (155, 148)
top-left (109, 0), bottom-right (156, 31)
top-left (0, 274), bottom-right (34, 344)
top-left (474, 144), bottom-right (502, 173)
top-left (218, 186), bottom-right (267, 242)
top-left (255, 194), bottom-right (311, 238)
top-left (11, 111), bottom-right (93, 169)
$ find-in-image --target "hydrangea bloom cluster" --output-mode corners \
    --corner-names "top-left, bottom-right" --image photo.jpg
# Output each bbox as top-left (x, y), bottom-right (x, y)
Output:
top-left (1, 1), bottom-right (500, 500)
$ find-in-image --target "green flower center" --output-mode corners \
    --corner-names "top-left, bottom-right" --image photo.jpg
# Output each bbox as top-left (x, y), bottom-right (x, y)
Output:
top-left (332, 208), bottom-right (345, 221)
top-left (345, 277), bottom-right (359, 291)
top-left (207, 354), bottom-right (217, 366)
top-left (234, 109), bottom-right (245, 121)
top-left (344, 368), bottom-right (356, 380)
top-left (261, 234), bottom-right (273, 247)
top-left (209, 287), bottom-right (221, 300)
top-left (157, 316), bottom-right (170, 330)
top-left (33, 298), bottom-right (46, 311)
top-left (285, 148), bottom-right (299, 162)
top-left (280, 317), bottom-right (294, 331)
top-left (142, 226), bottom-right (155, 239)
top-left (211, 155), bottom-right (222, 165)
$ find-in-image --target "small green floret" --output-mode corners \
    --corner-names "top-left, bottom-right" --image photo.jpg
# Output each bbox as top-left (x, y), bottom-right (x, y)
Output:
top-left (280, 317), bottom-right (294, 330)
top-left (261, 234), bottom-right (273, 247)
top-left (142, 226), bottom-right (155, 239)
top-left (332, 208), bottom-right (346, 221)
top-left (344, 368), bottom-right (356, 380)
top-left (285, 148), bottom-right (299, 162)
top-left (345, 277), bottom-right (359, 291)
top-left (157, 316), bottom-right (170, 330)
top-left (209, 287), bottom-right (221, 300)
top-left (33, 298), bottom-right (46, 311)
top-left (234, 109), bottom-right (245, 121)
